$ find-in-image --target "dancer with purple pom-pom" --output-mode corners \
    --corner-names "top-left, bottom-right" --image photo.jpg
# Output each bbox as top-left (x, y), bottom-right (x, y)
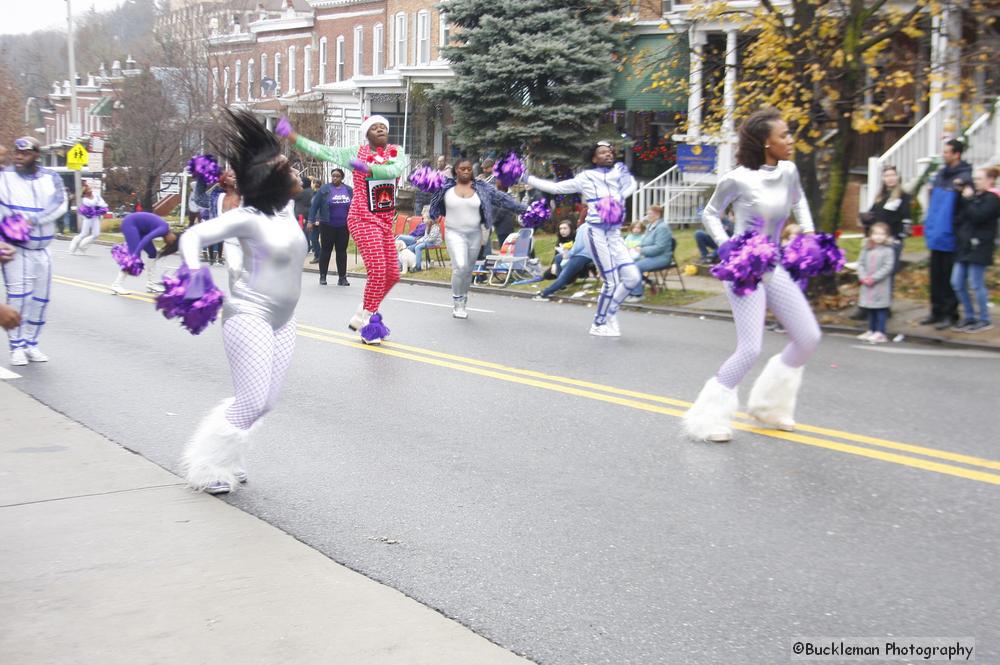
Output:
top-left (523, 141), bottom-right (638, 337)
top-left (171, 109), bottom-right (307, 495)
top-left (109, 212), bottom-right (179, 295)
top-left (427, 158), bottom-right (526, 319)
top-left (684, 108), bottom-right (823, 443)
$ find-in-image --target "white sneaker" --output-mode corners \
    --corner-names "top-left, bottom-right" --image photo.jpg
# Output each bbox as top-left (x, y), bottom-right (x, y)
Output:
top-left (856, 331), bottom-right (874, 341)
top-left (607, 316), bottom-right (620, 336)
top-left (10, 349), bottom-right (27, 366)
top-left (24, 347), bottom-right (48, 363)
top-left (531, 293), bottom-right (550, 302)
top-left (146, 283), bottom-right (165, 293)
top-left (110, 284), bottom-right (131, 295)
top-left (234, 469), bottom-right (248, 484)
top-left (204, 480), bottom-right (232, 495)
top-left (589, 322), bottom-right (620, 337)
top-left (624, 295), bottom-right (642, 303)
top-left (869, 332), bottom-right (889, 344)
top-left (705, 427), bottom-right (733, 443)
top-left (452, 297), bottom-right (469, 319)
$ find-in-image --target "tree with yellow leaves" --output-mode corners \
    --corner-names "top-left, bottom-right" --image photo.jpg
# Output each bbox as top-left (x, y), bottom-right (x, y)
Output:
top-left (642, 0), bottom-right (999, 231)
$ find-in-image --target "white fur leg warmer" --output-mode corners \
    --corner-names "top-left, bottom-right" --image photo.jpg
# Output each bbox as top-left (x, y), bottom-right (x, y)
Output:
top-left (747, 354), bottom-right (804, 430)
top-left (181, 399), bottom-right (250, 491)
top-left (683, 377), bottom-right (739, 442)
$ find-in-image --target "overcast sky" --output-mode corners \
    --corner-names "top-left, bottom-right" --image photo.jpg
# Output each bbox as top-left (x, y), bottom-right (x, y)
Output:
top-left (0, 0), bottom-right (132, 35)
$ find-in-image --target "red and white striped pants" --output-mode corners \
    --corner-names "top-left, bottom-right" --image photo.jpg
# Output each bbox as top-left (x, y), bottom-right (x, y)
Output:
top-left (348, 214), bottom-right (399, 313)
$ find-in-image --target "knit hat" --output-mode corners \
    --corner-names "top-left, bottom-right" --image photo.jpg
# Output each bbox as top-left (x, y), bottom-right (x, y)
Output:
top-left (360, 115), bottom-right (389, 140)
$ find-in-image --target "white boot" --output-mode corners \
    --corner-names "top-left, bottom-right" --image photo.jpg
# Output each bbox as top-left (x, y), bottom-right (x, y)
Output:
top-left (68, 234), bottom-right (83, 255)
top-left (180, 399), bottom-right (250, 493)
top-left (452, 295), bottom-right (468, 319)
top-left (146, 259), bottom-right (164, 293)
top-left (110, 271), bottom-right (130, 295)
top-left (747, 354), bottom-right (803, 432)
top-left (348, 304), bottom-right (371, 331)
top-left (683, 377), bottom-right (739, 443)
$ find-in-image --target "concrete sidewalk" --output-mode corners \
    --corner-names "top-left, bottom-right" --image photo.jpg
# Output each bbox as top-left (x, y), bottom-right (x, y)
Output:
top-left (0, 382), bottom-right (533, 665)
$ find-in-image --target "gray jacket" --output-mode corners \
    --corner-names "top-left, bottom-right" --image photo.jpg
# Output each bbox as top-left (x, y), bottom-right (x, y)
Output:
top-left (857, 243), bottom-right (895, 309)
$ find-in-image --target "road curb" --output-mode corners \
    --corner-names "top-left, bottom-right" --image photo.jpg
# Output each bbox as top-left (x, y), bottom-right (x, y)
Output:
top-left (61, 235), bottom-right (999, 353)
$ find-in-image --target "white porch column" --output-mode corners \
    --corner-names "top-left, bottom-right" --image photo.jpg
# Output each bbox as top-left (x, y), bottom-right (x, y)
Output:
top-left (686, 28), bottom-right (707, 142)
top-left (719, 29), bottom-right (738, 172)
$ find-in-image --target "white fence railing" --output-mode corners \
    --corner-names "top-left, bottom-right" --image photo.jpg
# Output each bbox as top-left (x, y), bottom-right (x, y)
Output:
top-left (631, 165), bottom-right (715, 226)
top-left (962, 97), bottom-right (1000, 169)
top-left (866, 102), bottom-right (947, 208)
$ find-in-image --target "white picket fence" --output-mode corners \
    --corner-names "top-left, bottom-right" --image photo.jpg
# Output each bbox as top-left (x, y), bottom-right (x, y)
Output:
top-left (962, 97), bottom-right (1000, 169)
top-left (630, 164), bottom-right (715, 226)
top-left (866, 102), bottom-right (947, 208)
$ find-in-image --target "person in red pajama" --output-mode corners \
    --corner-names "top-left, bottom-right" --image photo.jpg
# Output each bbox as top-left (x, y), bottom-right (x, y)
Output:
top-left (276, 115), bottom-right (407, 345)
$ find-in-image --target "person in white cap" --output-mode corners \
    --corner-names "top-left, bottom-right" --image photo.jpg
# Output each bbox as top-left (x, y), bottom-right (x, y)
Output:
top-left (276, 114), bottom-right (408, 345)
top-left (0, 136), bottom-right (67, 366)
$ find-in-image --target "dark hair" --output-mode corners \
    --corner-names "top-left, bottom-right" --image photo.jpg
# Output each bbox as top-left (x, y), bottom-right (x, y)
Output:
top-left (584, 141), bottom-right (614, 165)
top-left (217, 109), bottom-right (293, 216)
top-left (945, 138), bottom-right (964, 155)
top-left (876, 165), bottom-right (903, 203)
top-left (158, 230), bottom-right (181, 258)
top-left (330, 168), bottom-right (344, 177)
top-left (454, 157), bottom-right (475, 169)
top-left (736, 108), bottom-right (783, 170)
top-left (300, 174), bottom-right (311, 189)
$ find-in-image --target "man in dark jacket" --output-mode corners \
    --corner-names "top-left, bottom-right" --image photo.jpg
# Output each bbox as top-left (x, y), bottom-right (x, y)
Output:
top-left (293, 175), bottom-right (318, 262)
top-left (921, 139), bottom-right (972, 329)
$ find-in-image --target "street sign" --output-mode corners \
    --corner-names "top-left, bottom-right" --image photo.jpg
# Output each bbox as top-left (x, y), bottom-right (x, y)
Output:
top-left (66, 143), bottom-right (89, 171)
top-left (677, 143), bottom-right (717, 174)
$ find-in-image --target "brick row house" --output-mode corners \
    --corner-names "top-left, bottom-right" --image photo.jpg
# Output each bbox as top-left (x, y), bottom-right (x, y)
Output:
top-left (190, 0), bottom-right (454, 175)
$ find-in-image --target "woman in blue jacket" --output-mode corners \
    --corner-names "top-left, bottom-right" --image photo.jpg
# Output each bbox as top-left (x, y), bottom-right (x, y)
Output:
top-left (429, 158), bottom-right (526, 319)
top-left (626, 204), bottom-right (673, 301)
top-left (308, 168), bottom-right (353, 286)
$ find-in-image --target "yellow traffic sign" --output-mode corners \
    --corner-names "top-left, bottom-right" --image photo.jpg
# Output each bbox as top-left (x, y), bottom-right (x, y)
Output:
top-left (67, 143), bottom-right (89, 171)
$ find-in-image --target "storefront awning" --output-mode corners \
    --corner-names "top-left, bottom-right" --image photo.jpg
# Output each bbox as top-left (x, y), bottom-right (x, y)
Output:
top-left (612, 33), bottom-right (688, 112)
top-left (88, 96), bottom-right (114, 117)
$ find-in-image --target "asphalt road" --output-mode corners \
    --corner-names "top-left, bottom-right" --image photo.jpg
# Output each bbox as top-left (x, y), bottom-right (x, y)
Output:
top-left (5, 240), bottom-right (1000, 664)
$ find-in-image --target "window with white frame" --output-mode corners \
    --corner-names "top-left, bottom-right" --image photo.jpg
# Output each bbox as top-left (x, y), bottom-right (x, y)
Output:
top-left (260, 53), bottom-right (267, 95)
top-left (394, 12), bottom-right (407, 67)
top-left (373, 23), bottom-right (384, 75)
top-left (303, 45), bottom-right (312, 91)
top-left (287, 45), bottom-right (296, 94)
top-left (247, 59), bottom-right (255, 100)
top-left (211, 66), bottom-right (219, 103)
top-left (318, 37), bottom-right (327, 85)
top-left (417, 11), bottom-right (430, 65)
top-left (274, 52), bottom-right (281, 92)
top-left (353, 26), bottom-right (363, 77)
top-left (234, 60), bottom-right (242, 101)
top-left (223, 66), bottom-right (230, 103)
top-left (439, 12), bottom-right (450, 51)
top-left (336, 36), bottom-right (345, 82)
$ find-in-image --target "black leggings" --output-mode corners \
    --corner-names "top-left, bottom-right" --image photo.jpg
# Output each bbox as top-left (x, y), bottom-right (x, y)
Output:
top-left (319, 225), bottom-right (350, 279)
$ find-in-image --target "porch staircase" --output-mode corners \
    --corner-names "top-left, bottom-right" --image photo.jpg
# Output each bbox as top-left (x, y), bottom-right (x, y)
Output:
top-left (630, 164), bottom-right (717, 225)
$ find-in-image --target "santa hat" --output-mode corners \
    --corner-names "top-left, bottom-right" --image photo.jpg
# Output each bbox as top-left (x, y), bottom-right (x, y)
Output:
top-left (360, 115), bottom-right (390, 139)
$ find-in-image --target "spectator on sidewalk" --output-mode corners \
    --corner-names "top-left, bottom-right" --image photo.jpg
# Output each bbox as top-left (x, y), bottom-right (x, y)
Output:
top-left (856, 222), bottom-right (896, 344)
top-left (694, 215), bottom-right (734, 264)
top-left (861, 165), bottom-right (912, 272)
top-left (921, 139), bottom-right (972, 329)
top-left (477, 158), bottom-right (496, 185)
top-left (293, 175), bottom-right (318, 263)
top-left (950, 166), bottom-right (999, 333)
top-left (626, 205), bottom-right (673, 302)
top-left (624, 221), bottom-right (645, 258)
top-left (411, 159), bottom-right (433, 214)
top-left (404, 206), bottom-right (443, 272)
top-left (532, 222), bottom-right (594, 300)
top-left (490, 181), bottom-right (519, 253)
top-left (541, 220), bottom-right (577, 280)
top-left (308, 168), bottom-right (353, 286)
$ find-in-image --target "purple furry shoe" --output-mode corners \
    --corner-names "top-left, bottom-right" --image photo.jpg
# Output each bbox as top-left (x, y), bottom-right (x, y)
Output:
top-left (360, 312), bottom-right (390, 345)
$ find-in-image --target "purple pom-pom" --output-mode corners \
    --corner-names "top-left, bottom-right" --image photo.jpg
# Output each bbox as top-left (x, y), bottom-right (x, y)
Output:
top-left (781, 232), bottom-right (845, 280)
top-left (186, 154), bottom-right (222, 187)
top-left (111, 243), bottom-right (145, 276)
top-left (0, 214), bottom-right (31, 243)
top-left (595, 197), bottom-right (625, 226)
top-left (360, 312), bottom-right (390, 343)
top-left (520, 200), bottom-right (551, 229)
top-left (155, 265), bottom-right (224, 335)
top-left (492, 152), bottom-right (526, 189)
top-left (78, 204), bottom-right (95, 218)
top-left (275, 116), bottom-right (293, 138)
top-left (408, 165), bottom-right (444, 193)
top-left (710, 230), bottom-right (779, 296)
top-left (349, 157), bottom-right (372, 175)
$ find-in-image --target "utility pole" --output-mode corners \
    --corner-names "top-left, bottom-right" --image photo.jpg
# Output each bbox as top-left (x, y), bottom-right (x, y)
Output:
top-left (66, 0), bottom-right (82, 229)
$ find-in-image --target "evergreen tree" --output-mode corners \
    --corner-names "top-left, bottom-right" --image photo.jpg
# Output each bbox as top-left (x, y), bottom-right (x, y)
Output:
top-left (435, 0), bottom-right (624, 159)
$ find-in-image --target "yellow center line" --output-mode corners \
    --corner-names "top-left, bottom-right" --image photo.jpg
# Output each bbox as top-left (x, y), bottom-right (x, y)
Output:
top-left (52, 274), bottom-right (1000, 485)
